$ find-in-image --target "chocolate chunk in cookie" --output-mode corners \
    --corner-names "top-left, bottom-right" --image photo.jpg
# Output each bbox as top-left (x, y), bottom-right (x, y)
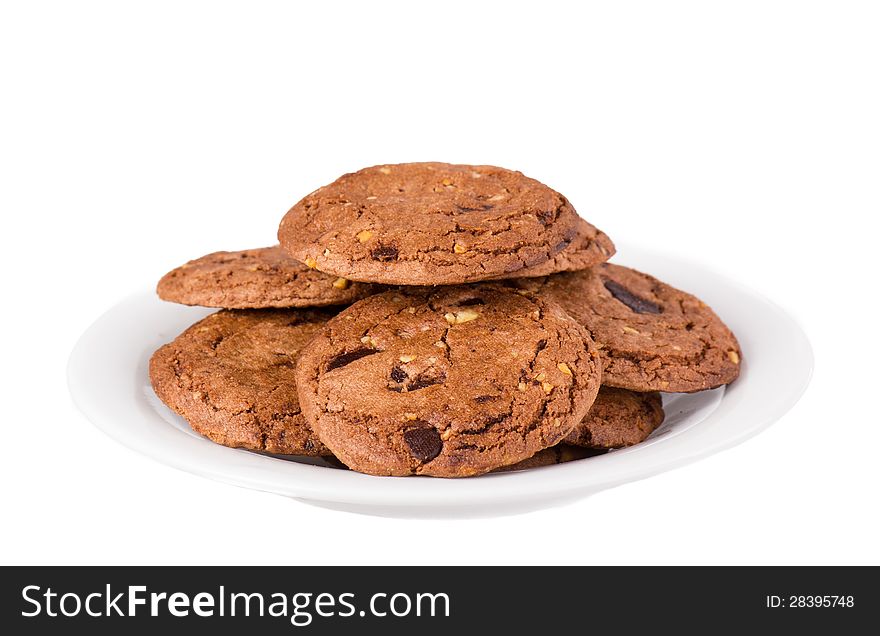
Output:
top-left (278, 163), bottom-right (611, 285)
top-left (149, 309), bottom-right (332, 455)
top-left (157, 246), bottom-right (382, 309)
top-left (295, 287), bottom-right (603, 477)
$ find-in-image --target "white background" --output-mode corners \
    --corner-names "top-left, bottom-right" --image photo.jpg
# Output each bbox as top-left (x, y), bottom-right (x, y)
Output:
top-left (1, 1), bottom-right (878, 565)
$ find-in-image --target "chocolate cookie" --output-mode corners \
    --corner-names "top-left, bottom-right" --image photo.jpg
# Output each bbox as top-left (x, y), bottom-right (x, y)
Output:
top-left (511, 264), bottom-right (741, 392)
top-left (565, 386), bottom-right (664, 448)
top-left (149, 309), bottom-right (332, 455)
top-left (295, 286), bottom-right (603, 477)
top-left (157, 246), bottom-right (381, 309)
top-left (278, 162), bottom-right (611, 285)
top-left (496, 444), bottom-right (603, 472)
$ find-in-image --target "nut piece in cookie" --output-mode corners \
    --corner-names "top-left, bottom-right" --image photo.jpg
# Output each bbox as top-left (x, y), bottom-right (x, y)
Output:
top-left (509, 263), bottom-right (742, 392)
top-left (278, 162), bottom-right (610, 285)
top-left (157, 246), bottom-right (381, 309)
top-left (295, 286), bottom-right (603, 477)
top-left (149, 309), bottom-right (333, 455)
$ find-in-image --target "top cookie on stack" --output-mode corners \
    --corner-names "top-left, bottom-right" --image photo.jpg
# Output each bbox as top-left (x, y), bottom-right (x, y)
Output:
top-left (277, 162), bottom-right (615, 285)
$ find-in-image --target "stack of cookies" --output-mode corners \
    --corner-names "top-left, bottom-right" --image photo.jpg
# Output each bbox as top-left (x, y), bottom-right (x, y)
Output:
top-left (150, 163), bottom-right (741, 477)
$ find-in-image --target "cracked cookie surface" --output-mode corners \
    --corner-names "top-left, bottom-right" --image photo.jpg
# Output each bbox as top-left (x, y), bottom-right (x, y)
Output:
top-left (157, 246), bottom-right (382, 309)
top-left (278, 162), bottom-right (609, 285)
top-left (510, 263), bottom-right (741, 392)
top-left (486, 215), bottom-right (615, 279)
top-left (149, 309), bottom-right (332, 455)
top-left (295, 286), bottom-right (602, 477)
top-left (565, 386), bottom-right (664, 448)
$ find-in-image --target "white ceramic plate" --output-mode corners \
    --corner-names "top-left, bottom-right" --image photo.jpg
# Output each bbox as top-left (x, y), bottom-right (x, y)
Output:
top-left (68, 247), bottom-right (812, 518)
